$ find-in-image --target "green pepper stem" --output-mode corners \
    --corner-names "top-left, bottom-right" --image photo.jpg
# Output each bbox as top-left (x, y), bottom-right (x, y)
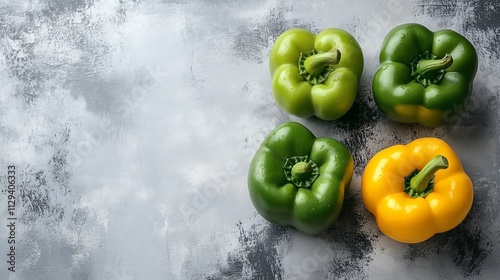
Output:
top-left (411, 52), bottom-right (453, 86)
top-left (409, 155), bottom-right (449, 193)
top-left (291, 161), bottom-right (312, 181)
top-left (298, 49), bottom-right (340, 84)
top-left (304, 49), bottom-right (341, 77)
top-left (414, 53), bottom-right (453, 77)
top-left (283, 156), bottom-right (319, 188)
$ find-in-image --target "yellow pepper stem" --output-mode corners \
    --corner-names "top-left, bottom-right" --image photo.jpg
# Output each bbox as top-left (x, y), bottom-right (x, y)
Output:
top-left (409, 155), bottom-right (449, 195)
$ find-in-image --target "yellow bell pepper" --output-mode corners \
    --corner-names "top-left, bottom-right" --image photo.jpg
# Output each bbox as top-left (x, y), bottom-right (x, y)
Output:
top-left (361, 137), bottom-right (474, 243)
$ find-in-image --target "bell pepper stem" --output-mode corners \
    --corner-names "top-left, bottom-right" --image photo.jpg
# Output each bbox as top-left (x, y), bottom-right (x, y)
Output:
top-left (283, 155), bottom-right (319, 188)
top-left (291, 161), bottom-right (312, 181)
top-left (411, 53), bottom-right (453, 86)
top-left (304, 49), bottom-right (341, 77)
top-left (415, 53), bottom-right (453, 77)
top-left (409, 155), bottom-right (449, 193)
top-left (298, 49), bottom-right (341, 85)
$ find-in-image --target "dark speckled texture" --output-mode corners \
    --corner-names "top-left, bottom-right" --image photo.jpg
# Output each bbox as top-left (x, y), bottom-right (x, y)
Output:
top-left (206, 221), bottom-right (289, 279)
top-left (0, 0), bottom-right (499, 279)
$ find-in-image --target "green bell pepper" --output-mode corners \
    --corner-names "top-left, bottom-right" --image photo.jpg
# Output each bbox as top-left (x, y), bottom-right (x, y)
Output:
top-left (372, 23), bottom-right (478, 127)
top-left (269, 28), bottom-right (364, 121)
top-left (247, 122), bottom-right (354, 235)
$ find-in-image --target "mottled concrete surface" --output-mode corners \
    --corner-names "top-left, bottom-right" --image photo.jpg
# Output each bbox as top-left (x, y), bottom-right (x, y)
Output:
top-left (0, 0), bottom-right (499, 279)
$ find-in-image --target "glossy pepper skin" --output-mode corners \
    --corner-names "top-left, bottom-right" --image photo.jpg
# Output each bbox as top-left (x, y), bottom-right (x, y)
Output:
top-left (248, 122), bottom-right (354, 235)
top-left (269, 28), bottom-right (364, 121)
top-left (372, 23), bottom-right (478, 127)
top-left (361, 137), bottom-right (474, 243)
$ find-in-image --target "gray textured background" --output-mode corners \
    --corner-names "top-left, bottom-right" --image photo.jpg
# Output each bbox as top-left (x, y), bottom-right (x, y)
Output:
top-left (0, 0), bottom-right (499, 279)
